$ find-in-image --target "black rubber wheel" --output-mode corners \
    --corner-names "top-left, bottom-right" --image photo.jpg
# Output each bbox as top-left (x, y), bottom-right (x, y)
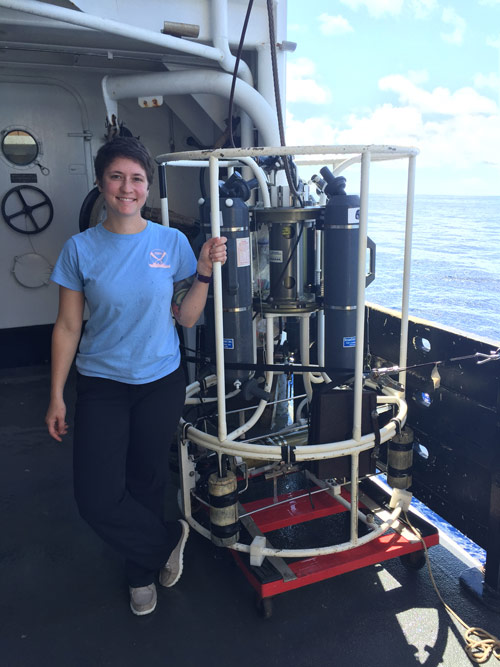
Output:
top-left (400, 550), bottom-right (426, 570)
top-left (254, 592), bottom-right (273, 619)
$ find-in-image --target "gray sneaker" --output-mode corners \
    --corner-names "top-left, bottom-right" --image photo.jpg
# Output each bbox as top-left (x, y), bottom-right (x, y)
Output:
top-left (159, 519), bottom-right (189, 588)
top-left (129, 583), bottom-right (157, 616)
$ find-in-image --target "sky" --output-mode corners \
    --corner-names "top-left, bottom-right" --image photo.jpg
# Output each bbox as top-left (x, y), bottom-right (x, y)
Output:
top-left (285, 0), bottom-right (500, 195)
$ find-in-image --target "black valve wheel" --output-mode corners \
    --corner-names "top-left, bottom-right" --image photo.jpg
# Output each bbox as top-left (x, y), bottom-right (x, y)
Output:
top-left (1, 185), bottom-right (54, 235)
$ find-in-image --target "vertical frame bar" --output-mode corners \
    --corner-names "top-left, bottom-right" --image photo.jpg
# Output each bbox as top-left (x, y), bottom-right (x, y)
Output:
top-left (158, 163), bottom-right (169, 226)
top-left (353, 150), bottom-right (371, 442)
top-left (209, 155), bottom-right (227, 441)
top-left (399, 154), bottom-right (416, 392)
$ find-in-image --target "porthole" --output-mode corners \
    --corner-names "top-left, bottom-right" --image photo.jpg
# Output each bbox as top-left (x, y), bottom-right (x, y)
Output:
top-left (415, 391), bottom-right (432, 408)
top-left (415, 443), bottom-right (429, 459)
top-left (2, 129), bottom-right (39, 166)
top-left (413, 336), bottom-right (431, 353)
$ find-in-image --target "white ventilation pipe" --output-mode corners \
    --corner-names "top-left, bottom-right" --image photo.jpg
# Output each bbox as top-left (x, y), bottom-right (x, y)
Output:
top-left (102, 70), bottom-right (280, 147)
top-left (211, 0), bottom-right (253, 148)
top-left (212, 0), bottom-right (252, 85)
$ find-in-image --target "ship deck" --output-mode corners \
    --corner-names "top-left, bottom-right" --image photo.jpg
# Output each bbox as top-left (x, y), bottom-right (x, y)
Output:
top-left (1, 366), bottom-right (499, 667)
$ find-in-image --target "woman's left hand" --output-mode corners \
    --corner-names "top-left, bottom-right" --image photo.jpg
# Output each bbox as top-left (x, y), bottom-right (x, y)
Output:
top-left (197, 236), bottom-right (227, 276)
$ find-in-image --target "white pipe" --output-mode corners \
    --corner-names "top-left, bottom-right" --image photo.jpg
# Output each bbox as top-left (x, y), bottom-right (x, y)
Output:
top-left (350, 451), bottom-right (359, 545)
top-left (1, 0), bottom-right (225, 62)
top-left (300, 316), bottom-right (313, 401)
top-left (164, 145), bottom-right (419, 159)
top-left (178, 440), bottom-right (193, 521)
top-left (237, 157), bottom-right (271, 207)
top-left (207, 313), bottom-right (274, 442)
top-left (209, 156), bottom-right (227, 442)
top-left (315, 229), bottom-right (322, 296)
top-left (224, 322), bottom-right (274, 441)
top-left (183, 404), bottom-right (404, 462)
top-left (185, 388), bottom-right (240, 405)
top-left (352, 151), bottom-right (371, 442)
top-left (183, 484), bottom-right (404, 557)
top-left (160, 198), bottom-right (169, 227)
top-left (102, 70), bottom-right (280, 147)
top-left (211, 0), bottom-right (253, 149)
top-left (182, 385), bottom-right (406, 460)
top-left (399, 155), bottom-right (417, 393)
top-left (159, 158), bottom-right (270, 207)
top-left (211, 0), bottom-right (253, 84)
top-left (295, 397), bottom-right (308, 422)
top-left (228, 504), bottom-right (403, 559)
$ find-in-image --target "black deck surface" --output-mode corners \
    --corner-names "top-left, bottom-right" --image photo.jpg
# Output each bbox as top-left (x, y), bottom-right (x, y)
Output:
top-left (1, 366), bottom-right (499, 667)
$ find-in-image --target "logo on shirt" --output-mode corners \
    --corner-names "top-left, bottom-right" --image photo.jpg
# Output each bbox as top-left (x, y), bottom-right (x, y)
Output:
top-left (149, 249), bottom-right (171, 269)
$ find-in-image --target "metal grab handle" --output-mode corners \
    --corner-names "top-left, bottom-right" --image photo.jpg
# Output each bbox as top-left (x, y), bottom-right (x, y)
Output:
top-left (366, 236), bottom-right (376, 287)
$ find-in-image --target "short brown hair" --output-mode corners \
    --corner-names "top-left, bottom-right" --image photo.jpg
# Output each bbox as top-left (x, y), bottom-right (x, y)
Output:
top-left (94, 137), bottom-right (155, 187)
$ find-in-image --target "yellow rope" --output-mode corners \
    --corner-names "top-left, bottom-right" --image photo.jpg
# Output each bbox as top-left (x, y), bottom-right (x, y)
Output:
top-left (403, 511), bottom-right (500, 665)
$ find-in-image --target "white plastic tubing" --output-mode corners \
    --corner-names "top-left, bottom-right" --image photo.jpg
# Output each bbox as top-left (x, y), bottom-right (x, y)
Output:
top-left (101, 70), bottom-right (280, 148)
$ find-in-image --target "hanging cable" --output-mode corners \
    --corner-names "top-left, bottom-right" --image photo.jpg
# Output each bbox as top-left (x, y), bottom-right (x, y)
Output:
top-left (227, 0), bottom-right (255, 149)
top-left (368, 348), bottom-right (500, 381)
top-left (265, 0), bottom-right (302, 203)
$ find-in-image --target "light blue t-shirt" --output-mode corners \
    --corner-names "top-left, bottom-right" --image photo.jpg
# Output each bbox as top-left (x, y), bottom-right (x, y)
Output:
top-left (51, 221), bottom-right (197, 384)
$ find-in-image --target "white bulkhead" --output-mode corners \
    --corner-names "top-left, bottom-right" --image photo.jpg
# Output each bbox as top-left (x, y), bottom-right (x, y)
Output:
top-left (0, 0), bottom-right (287, 362)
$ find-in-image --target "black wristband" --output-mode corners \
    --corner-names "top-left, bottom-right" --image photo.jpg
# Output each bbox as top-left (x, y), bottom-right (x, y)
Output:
top-left (196, 272), bottom-right (212, 284)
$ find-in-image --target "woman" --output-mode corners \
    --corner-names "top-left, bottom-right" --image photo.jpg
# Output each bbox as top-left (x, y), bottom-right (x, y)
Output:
top-left (45, 137), bottom-right (227, 616)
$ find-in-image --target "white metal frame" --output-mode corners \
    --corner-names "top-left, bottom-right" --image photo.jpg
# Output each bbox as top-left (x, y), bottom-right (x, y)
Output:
top-left (158, 144), bottom-right (418, 560)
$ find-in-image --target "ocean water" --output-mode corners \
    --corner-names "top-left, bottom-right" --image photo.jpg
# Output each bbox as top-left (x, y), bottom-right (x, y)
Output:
top-left (367, 194), bottom-right (500, 344)
top-left (366, 195), bottom-right (499, 565)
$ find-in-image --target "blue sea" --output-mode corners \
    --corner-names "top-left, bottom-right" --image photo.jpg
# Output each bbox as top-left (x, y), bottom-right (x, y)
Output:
top-left (367, 194), bottom-right (500, 344)
top-left (367, 195), bottom-right (500, 565)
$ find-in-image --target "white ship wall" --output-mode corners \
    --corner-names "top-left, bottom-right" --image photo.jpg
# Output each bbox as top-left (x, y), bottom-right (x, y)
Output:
top-left (0, 0), bottom-right (287, 338)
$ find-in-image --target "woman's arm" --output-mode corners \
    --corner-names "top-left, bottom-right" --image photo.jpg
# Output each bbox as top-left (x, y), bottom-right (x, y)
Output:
top-left (172, 236), bottom-right (227, 328)
top-left (45, 286), bottom-right (85, 441)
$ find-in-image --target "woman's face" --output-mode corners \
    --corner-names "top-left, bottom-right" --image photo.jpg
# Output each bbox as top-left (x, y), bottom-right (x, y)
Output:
top-left (99, 157), bottom-right (149, 219)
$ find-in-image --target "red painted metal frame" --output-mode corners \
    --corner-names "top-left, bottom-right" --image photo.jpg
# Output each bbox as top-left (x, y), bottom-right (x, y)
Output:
top-left (234, 486), bottom-right (439, 600)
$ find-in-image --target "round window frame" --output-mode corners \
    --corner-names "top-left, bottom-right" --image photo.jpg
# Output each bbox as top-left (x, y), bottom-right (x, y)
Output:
top-left (1, 127), bottom-right (41, 168)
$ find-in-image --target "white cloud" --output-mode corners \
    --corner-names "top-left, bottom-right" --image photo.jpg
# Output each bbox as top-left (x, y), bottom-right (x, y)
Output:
top-left (441, 7), bottom-right (466, 45)
top-left (286, 110), bottom-right (340, 146)
top-left (286, 58), bottom-right (332, 104)
top-left (379, 74), bottom-right (497, 114)
top-left (340, 0), bottom-right (404, 17)
top-left (474, 72), bottom-right (500, 91)
top-left (407, 70), bottom-right (429, 85)
top-left (339, 0), bottom-right (436, 17)
top-left (319, 13), bottom-right (353, 36)
top-left (287, 105), bottom-right (500, 174)
top-left (286, 70), bottom-right (500, 195)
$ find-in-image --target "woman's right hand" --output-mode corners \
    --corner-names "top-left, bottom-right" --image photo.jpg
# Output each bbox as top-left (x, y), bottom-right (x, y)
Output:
top-left (45, 397), bottom-right (68, 442)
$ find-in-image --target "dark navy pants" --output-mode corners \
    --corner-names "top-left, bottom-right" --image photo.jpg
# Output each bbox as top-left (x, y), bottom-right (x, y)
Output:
top-left (73, 366), bottom-right (186, 587)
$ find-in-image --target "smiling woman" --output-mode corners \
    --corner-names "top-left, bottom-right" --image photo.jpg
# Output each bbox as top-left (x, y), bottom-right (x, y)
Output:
top-left (45, 136), bottom-right (227, 617)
